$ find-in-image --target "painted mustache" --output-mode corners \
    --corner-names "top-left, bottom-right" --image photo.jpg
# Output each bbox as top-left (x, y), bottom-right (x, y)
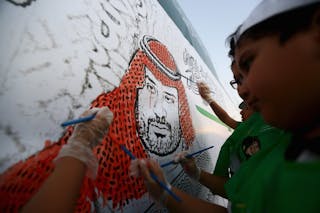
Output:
top-left (148, 116), bottom-right (171, 136)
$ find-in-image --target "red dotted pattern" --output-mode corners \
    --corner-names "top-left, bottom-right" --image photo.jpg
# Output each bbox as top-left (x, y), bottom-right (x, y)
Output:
top-left (149, 40), bottom-right (177, 71)
top-left (0, 127), bottom-right (73, 212)
top-left (0, 40), bottom-right (195, 212)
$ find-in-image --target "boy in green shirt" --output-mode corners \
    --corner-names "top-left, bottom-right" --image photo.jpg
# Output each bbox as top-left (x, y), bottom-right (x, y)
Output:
top-left (228, 0), bottom-right (320, 212)
top-left (130, 1), bottom-right (320, 212)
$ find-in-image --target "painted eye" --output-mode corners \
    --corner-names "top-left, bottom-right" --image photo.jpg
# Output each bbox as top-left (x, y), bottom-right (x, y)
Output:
top-left (164, 95), bottom-right (175, 104)
top-left (147, 83), bottom-right (156, 94)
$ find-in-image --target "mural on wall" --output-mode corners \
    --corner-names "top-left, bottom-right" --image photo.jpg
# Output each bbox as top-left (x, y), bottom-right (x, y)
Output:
top-left (183, 49), bottom-right (208, 94)
top-left (183, 48), bottom-right (225, 108)
top-left (0, 0), bottom-right (161, 173)
top-left (1, 35), bottom-right (206, 212)
top-left (0, 0), bottom-right (235, 211)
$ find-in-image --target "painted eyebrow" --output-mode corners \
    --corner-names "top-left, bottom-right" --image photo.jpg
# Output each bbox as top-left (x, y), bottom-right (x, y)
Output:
top-left (164, 91), bottom-right (177, 99)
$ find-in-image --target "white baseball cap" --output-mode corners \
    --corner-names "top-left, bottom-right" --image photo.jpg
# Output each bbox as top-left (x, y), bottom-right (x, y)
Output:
top-left (234, 0), bottom-right (320, 42)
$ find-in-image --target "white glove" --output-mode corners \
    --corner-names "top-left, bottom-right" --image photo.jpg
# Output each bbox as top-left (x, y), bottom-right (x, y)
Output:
top-left (129, 159), bottom-right (172, 207)
top-left (55, 106), bottom-right (113, 179)
top-left (174, 151), bottom-right (201, 181)
top-left (197, 81), bottom-right (214, 104)
top-left (68, 107), bottom-right (113, 149)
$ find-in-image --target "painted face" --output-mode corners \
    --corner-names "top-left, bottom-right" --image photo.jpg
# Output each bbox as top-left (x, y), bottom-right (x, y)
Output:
top-left (136, 67), bottom-right (181, 156)
top-left (245, 140), bottom-right (260, 156)
top-left (234, 29), bottom-right (320, 130)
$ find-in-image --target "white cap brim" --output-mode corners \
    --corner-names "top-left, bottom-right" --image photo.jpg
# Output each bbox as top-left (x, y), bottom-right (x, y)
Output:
top-left (235, 0), bottom-right (320, 42)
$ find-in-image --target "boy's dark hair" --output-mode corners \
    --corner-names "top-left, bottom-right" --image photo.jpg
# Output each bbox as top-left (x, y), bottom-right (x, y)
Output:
top-left (238, 3), bottom-right (320, 46)
top-left (226, 25), bottom-right (242, 59)
top-left (227, 34), bottom-right (236, 59)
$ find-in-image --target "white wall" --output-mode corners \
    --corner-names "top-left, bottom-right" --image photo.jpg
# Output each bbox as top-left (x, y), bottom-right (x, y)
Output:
top-left (0, 0), bottom-right (235, 211)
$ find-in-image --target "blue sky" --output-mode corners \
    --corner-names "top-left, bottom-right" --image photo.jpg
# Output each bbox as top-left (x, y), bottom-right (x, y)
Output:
top-left (177, 0), bottom-right (261, 105)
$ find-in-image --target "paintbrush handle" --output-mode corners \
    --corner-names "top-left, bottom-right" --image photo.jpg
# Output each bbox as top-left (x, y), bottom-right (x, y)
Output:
top-left (149, 172), bottom-right (182, 202)
top-left (186, 145), bottom-right (214, 158)
top-left (160, 145), bottom-right (214, 168)
top-left (61, 113), bottom-right (96, 127)
top-left (160, 160), bottom-right (175, 168)
top-left (120, 145), bottom-right (136, 160)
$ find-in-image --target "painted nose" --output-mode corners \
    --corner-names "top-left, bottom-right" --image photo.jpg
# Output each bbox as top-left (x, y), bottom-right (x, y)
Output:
top-left (153, 97), bottom-right (167, 122)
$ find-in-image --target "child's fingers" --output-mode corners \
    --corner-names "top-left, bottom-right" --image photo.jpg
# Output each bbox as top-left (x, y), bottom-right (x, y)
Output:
top-left (138, 159), bottom-right (154, 183)
top-left (129, 159), bottom-right (140, 177)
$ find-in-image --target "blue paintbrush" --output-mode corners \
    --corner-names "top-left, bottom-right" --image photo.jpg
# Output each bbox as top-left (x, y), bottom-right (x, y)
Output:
top-left (60, 113), bottom-right (97, 127)
top-left (120, 145), bottom-right (182, 202)
top-left (160, 145), bottom-right (214, 168)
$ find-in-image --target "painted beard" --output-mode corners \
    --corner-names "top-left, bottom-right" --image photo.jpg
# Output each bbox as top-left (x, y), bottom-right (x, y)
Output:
top-left (138, 116), bottom-right (181, 156)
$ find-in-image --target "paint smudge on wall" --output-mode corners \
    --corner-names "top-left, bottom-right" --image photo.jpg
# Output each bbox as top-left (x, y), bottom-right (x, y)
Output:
top-left (6, 0), bottom-right (36, 7)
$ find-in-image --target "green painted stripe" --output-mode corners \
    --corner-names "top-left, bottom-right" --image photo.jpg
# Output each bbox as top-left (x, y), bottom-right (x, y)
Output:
top-left (196, 105), bottom-right (231, 130)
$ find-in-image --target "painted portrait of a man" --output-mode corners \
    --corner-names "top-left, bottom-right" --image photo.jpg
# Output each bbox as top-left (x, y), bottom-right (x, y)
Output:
top-left (90, 35), bottom-right (195, 210)
top-left (0, 35), bottom-right (195, 212)
top-left (136, 66), bottom-right (181, 156)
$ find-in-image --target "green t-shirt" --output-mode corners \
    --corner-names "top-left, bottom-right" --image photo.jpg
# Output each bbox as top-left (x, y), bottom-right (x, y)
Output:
top-left (225, 134), bottom-right (290, 212)
top-left (266, 153), bottom-right (320, 212)
top-left (225, 135), bottom-right (320, 213)
top-left (213, 112), bottom-right (283, 177)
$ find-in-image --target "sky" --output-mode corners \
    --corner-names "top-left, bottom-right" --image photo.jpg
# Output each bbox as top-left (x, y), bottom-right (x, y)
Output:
top-left (177, 0), bottom-right (261, 106)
